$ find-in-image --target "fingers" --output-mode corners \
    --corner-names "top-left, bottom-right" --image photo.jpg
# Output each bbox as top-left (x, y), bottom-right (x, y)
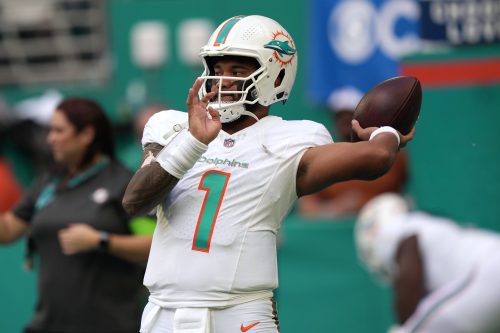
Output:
top-left (407, 126), bottom-right (416, 138)
top-left (399, 127), bottom-right (416, 148)
top-left (207, 106), bottom-right (220, 122)
top-left (200, 92), bottom-right (216, 109)
top-left (351, 119), bottom-right (376, 141)
top-left (58, 229), bottom-right (73, 255)
top-left (186, 79), bottom-right (215, 114)
top-left (351, 119), bottom-right (361, 131)
top-left (186, 79), bottom-right (203, 108)
top-left (57, 224), bottom-right (98, 255)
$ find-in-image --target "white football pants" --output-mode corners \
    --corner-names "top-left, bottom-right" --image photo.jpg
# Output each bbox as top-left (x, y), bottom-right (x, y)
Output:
top-left (140, 297), bottom-right (280, 333)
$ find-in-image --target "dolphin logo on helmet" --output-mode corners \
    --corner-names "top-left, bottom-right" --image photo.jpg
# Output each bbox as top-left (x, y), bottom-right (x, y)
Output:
top-left (264, 40), bottom-right (297, 57)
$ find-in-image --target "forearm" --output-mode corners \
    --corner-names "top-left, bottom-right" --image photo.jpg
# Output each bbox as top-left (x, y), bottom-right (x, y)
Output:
top-left (123, 131), bottom-right (209, 216)
top-left (0, 212), bottom-right (28, 244)
top-left (394, 235), bottom-right (426, 324)
top-left (123, 162), bottom-right (179, 216)
top-left (298, 134), bottom-right (399, 196)
top-left (123, 142), bottom-right (180, 216)
top-left (361, 133), bottom-right (400, 179)
top-left (354, 126), bottom-right (403, 182)
top-left (343, 132), bottom-right (400, 180)
top-left (395, 292), bottom-right (421, 324)
top-left (107, 234), bottom-right (152, 263)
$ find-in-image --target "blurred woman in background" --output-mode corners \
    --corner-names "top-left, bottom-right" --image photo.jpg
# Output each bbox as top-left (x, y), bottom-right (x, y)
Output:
top-left (0, 98), bottom-right (152, 333)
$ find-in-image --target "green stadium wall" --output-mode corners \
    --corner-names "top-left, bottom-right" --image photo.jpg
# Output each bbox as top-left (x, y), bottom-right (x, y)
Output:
top-left (1, 1), bottom-right (500, 332)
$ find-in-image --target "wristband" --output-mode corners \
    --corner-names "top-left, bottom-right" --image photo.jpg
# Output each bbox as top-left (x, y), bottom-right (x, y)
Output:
top-left (369, 126), bottom-right (400, 146)
top-left (155, 129), bottom-right (208, 179)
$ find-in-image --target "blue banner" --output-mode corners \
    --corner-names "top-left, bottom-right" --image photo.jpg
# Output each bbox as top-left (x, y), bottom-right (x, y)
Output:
top-left (309, 0), bottom-right (421, 103)
top-left (420, 0), bottom-right (500, 45)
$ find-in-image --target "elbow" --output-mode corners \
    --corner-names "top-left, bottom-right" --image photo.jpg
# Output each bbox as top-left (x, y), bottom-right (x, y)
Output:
top-left (122, 196), bottom-right (141, 217)
top-left (122, 195), bottom-right (157, 217)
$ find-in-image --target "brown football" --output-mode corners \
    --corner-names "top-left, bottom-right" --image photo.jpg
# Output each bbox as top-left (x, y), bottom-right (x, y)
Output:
top-left (351, 76), bottom-right (422, 142)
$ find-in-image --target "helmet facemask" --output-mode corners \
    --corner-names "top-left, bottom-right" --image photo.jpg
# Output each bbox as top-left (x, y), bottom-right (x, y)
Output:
top-left (199, 59), bottom-right (266, 123)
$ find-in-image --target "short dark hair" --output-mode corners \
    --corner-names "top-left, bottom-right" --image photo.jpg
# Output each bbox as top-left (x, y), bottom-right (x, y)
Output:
top-left (56, 98), bottom-right (115, 168)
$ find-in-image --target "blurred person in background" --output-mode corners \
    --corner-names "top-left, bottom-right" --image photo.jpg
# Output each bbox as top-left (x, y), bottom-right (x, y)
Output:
top-left (0, 98), bottom-right (152, 333)
top-left (122, 103), bottom-right (166, 172)
top-left (355, 193), bottom-right (500, 333)
top-left (298, 87), bottom-right (409, 218)
top-left (0, 99), bottom-right (23, 212)
top-left (122, 15), bottom-right (414, 333)
top-left (0, 154), bottom-right (22, 212)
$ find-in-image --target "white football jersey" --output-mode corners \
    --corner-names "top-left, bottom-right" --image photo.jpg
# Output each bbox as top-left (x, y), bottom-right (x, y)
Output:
top-left (373, 212), bottom-right (500, 291)
top-left (142, 110), bottom-right (333, 308)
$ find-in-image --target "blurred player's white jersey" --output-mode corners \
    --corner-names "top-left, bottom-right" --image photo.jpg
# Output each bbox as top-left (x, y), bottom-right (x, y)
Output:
top-left (142, 110), bottom-right (332, 308)
top-left (375, 212), bottom-right (500, 333)
top-left (374, 212), bottom-right (500, 290)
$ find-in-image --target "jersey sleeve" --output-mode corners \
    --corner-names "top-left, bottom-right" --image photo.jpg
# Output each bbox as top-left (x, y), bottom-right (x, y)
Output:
top-left (142, 110), bottom-right (188, 148)
top-left (12, 174), bottom-right (50, 224)
top-left (260, 118), bottom-right (334, 204)
top-left (285, 120), bottom-right (333, 158)
top-left (309, 121), bottom-right (334, 146)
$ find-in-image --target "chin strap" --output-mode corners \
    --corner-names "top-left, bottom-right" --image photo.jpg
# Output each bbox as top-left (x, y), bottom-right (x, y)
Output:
top-left (240, 110), bottom-right (260, 122)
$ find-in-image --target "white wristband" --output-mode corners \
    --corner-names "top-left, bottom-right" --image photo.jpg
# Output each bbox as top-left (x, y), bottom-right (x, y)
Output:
top-left (155, 129), bottom-right (208, 179)
top-left (369, 126), bottom-right (400, 146)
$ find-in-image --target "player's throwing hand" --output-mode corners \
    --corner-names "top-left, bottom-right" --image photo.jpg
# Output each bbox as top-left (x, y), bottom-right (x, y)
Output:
top-left (352, 119), bottom-right (415, 148)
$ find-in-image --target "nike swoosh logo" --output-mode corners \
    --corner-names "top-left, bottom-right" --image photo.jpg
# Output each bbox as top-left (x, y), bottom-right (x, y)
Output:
top-left (240, 321), bottom-right (260, 332)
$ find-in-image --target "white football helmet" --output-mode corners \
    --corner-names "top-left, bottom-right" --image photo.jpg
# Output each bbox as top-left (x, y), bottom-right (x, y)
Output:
top-left (355, 193), bottom-right (409, 282)
top-left (199, 15), bottom-right (298, 123)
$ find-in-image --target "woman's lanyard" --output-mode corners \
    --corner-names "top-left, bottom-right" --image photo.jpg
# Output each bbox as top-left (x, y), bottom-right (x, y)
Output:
top-left (35, 158), bottom-right (110, 212)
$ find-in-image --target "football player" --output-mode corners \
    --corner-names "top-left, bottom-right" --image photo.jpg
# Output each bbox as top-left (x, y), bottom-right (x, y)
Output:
top-left (356, 193), bottom-right (500, 333)
top-left (123, 15), bottom-right (414, 333)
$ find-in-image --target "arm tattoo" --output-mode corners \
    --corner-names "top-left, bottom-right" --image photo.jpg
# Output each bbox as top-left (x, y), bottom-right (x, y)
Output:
top-left (122, 143), bottom-right (180, 216)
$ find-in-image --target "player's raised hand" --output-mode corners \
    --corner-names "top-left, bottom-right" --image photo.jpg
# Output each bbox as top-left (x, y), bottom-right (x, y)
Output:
top-left (186, 79), bottom-right (221, 145)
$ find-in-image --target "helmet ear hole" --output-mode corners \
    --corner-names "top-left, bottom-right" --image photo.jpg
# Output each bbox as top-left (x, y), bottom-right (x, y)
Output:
top-left (275, 69), bottom-right (286, 99)
top-left (275, 69), bottom-right (285, 88)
